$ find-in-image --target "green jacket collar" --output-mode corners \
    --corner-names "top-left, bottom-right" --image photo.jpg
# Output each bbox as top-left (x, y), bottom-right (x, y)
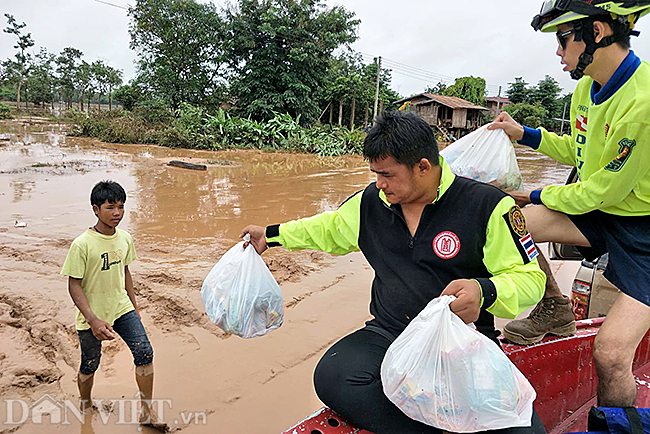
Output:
top-left (378, 156), bottom-right (455, 206)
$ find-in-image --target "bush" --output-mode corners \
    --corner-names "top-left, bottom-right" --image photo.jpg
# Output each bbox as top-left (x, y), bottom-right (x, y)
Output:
top-left (70, 103), bottom-right (367, 156)
top-left (0, 103), bottom-right (13, 119)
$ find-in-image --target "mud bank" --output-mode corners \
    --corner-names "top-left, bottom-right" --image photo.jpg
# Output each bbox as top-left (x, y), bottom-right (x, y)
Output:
top-left (0, 118), bottom-right (572, 434)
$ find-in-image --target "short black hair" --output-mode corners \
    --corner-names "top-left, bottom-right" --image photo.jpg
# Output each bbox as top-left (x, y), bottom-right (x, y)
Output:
top-left (589, 15), bottom-right (632, 49)
top-left (363, 111), bottom-right (439, 168)
top-left (90, 180), bottom-right (126, 208)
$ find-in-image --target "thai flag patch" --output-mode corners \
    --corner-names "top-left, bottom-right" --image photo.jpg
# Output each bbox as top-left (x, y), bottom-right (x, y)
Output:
top-left (519, 234), bottom-right (538, 261)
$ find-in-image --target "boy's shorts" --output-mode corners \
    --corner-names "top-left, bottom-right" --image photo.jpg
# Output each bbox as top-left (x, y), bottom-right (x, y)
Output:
top-left (77, 310), bottom-right (153, 375)
top-left (569, 210), bottom-right (650, 307)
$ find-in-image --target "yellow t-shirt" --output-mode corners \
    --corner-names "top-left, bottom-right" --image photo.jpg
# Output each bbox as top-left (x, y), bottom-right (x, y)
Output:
top-left (61, 228), bottom-right (137, 330)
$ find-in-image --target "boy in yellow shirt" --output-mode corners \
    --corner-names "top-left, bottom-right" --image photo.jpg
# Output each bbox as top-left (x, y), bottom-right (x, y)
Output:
top-left (61, 180), bottom-right (166, 431)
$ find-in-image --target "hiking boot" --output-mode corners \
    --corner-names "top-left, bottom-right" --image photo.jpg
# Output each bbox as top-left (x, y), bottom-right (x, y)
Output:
top-left (502, 296), bottom-right (576, 345)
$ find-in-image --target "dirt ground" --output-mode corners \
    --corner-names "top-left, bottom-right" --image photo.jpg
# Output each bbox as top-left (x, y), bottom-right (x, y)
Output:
top-left (0, 117), bottom-right (574, 434)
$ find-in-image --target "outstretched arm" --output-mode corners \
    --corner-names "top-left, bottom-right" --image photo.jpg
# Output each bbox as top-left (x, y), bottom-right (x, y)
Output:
top-left (240, 190), bottom-right (363, 255)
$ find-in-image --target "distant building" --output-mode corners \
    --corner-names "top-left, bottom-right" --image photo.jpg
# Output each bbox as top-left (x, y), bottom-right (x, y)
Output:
top-left (394, 93), bottom-right (488, 137)
top-left (485, 96), bottom-right (511, 118)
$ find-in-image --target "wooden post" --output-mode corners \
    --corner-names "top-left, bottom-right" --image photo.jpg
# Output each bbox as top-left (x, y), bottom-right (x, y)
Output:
top-left (364, 102), bottom-right (369, 127)
top-left (329, 102), bottom-right (333, 125)
top-left (16, 81), bottom-right (21, 107)
top-left (350, 98), bottom-right (356, 130)
top-left (338, 100), bottom-right (343, 126)
top-left (373, 56), bottom-right (382, 123)
top-left (496, 85), bottom-right (502, 114)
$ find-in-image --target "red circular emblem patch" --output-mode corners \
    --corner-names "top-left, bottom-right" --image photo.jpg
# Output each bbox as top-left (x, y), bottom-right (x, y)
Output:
top-left (432, 231), bottom-right (461, 259)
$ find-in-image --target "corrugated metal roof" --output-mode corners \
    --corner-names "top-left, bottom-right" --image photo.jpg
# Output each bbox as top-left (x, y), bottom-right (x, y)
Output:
top-left (394, 93), bottom-right (487, 110)
top-left (393, 93), bottom-right (433, 105)
top-left (418, 94), bottom-right (488, 111)
top-left (485, 96), bottom-right (510, 103)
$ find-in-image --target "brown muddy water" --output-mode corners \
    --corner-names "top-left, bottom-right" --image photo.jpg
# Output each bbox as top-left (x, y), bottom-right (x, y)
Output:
top-left (0, 118), bottom-right (572, 434)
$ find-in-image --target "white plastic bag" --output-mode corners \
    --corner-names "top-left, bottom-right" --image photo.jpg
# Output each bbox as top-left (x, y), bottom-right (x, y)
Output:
top-left (201, 235), bottom-right (284, 338)
top-left (381, 296), bottom-right (536, 432)
top-left (440, 124), bottom-right (524, 191)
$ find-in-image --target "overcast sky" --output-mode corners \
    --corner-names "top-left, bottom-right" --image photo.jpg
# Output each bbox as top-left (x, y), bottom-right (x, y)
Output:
top-left (3, 0), bottom-right (650, 98)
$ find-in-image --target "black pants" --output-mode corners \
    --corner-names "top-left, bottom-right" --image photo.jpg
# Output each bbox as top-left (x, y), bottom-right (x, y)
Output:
top-left (314, 327), bottom-right (547, 434)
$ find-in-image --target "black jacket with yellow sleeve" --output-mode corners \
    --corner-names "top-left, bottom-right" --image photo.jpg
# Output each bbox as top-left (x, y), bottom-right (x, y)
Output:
top-left (265, 158), bottom-right (545, 340)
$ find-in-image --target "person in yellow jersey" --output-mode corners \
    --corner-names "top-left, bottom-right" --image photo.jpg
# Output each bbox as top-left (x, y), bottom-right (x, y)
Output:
top-left (61, 181), bottom-right (167, 431)
top-left (242, 111), bottom-right (546, 434)
top-left (489, 0), bottom-right (650, 407)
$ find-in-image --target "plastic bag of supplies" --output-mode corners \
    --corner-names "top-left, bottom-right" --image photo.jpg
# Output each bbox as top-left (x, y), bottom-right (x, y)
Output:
top-left (201, 234), bottom-right (284, 338)
top-left (380, 295), bottom-right (536, 432)
top-left (440, 124), bottom-right (524, 191)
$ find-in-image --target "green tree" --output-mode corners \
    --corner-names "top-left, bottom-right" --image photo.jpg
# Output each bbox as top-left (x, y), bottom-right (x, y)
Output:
top-left (91, 60), bottom-right (110, 112)
top-left (75, 61), bottom-right (94, 112)
top-left (129, 0), bottom-right (227, 109)
top-left (113, 84), bottom-right (140, 111)
top-left (532, 75), bottom-right (564, 130)
top-left (106, 66), bottom-right (123, 111)
top-left (3, 14), bottom-right (35, 107)
top-left (27, 47), bottom-right (56, 108)
top-left (506, 77), bottom-right (531, 104)
top-left (505, 102), bottom-right (547, 128)
top-left (55, 47), bottom-right (84, 109)
top-left (531, 75), bottom-right (562, 119)
top-left (324, 57), bottom-right (363, 126)
top-left (319, 53), bottom-right (400, 128)
top-left (225, 0), bottom-right (359, 124)
top-left (443, 76), bottom-right (486, 106)
top-left (425, 81), bottom-right (448, 95)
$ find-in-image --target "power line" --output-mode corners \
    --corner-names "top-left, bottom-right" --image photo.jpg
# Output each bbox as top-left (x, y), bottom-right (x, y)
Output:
top-left (360, 54), bottom-right (454, 84)
top-left (360, 53), bottom-right (502, 95)
top-left (91, 0), bottom-right (129, 10)
top-left (369, 54), bottom-right (457, 83)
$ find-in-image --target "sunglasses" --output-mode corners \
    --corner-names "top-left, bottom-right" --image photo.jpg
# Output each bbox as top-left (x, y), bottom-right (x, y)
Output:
top-left (556, 29), bottom-right (576, 50)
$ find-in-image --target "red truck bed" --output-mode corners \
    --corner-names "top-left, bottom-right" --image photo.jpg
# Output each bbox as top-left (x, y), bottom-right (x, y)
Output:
top-left (283, 318), bottom-right (650, 434)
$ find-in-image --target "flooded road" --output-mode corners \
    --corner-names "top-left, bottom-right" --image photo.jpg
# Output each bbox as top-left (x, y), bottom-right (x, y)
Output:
top-left (0, 118), bottom-right (572, 434)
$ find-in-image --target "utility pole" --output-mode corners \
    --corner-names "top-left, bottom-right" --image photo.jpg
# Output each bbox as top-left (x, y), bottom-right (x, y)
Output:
top-left (560, 101), bottom-right (568, 134)
top-left (496, 86), bottom-right (502, 113)
top-left (373, 56), bottom-right (382, 124)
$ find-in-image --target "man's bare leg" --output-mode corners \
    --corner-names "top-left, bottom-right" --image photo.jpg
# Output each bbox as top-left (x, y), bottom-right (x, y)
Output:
top-left (502, 205), bottom-right (589, 344)
top-left (135, 363), bottom-right (168, 432)
top-left (522, 205), bottom-right (591, 247)
top-left (595, 292), bottom-right (650, 406)
top-left (536, 250), bottom-right (564, 298)
top-left (78, 372), bottom-right (94, 413)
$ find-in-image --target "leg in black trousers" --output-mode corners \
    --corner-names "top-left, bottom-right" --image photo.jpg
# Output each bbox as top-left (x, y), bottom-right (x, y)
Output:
top-left (313, 327), bottom-right (546, 434)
